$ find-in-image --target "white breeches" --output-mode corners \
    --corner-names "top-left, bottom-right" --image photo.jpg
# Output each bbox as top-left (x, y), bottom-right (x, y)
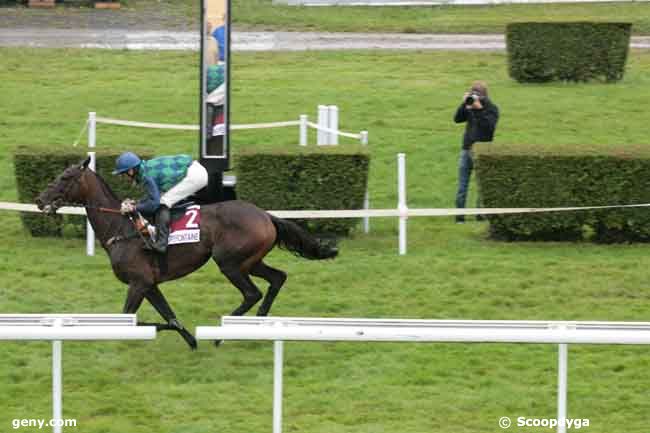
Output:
top-left (160, 161), bottom-right (209, 208)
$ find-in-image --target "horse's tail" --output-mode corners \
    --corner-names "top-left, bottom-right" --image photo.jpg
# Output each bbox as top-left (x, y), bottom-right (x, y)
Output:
top-left (269, 214), bottom-right (338, 260)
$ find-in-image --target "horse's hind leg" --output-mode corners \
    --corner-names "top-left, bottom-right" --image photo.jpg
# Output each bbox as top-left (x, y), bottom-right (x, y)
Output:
top-left (145, 285), bottom-right (197, 350)
top-left (250, 261), bottom-right (287, 317)
top-left (210, 262), bottom-right (263, 347)
top-left (218, 262), bottom-right (263, 316)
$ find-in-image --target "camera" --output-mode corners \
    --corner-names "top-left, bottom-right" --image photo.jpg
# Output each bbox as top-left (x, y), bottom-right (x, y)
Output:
top-left (465, 92), bottom-right (482, 106)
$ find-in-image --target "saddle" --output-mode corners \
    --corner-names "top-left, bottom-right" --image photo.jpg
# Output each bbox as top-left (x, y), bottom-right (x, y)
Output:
top-left (170, 199), bottom-right (198, 218)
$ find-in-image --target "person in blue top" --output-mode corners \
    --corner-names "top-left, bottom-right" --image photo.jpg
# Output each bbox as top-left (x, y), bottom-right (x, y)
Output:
top-left (113, 152), bottom-right (209, 253)
top-left (212, 24), bottom-right (225, 63)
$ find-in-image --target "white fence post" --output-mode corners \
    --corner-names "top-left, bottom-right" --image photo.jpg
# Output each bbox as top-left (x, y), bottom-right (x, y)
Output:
top-left (557, 343), bottom-right (568, 433)
top-left (317, 105), bottom-right (328, 145)
top-left (52, 318), bottom-right (63, 433)
top-left (273, 340), bottom-right (284, 433)
top-left (328, 105), bottom-right (339, 145)
top-left (86, 112), bottom-right (97, 257)
top-left (360, 131), bottom-right (368, 146)
top-left (299, 115), bottom-right (308, 146)
top-left (397, 153), bottom-right (407, 255)
top-left (362, 134), bottom-right (370, 234)
top-left (363, 191), bottom-right (370, 234)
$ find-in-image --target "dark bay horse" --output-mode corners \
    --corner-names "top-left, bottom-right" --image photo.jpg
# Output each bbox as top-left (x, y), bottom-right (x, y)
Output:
top-left (35, 157), bottom-right (337, 349)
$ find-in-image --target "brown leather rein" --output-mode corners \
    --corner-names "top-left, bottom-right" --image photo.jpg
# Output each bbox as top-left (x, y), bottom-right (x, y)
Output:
top-left (63, 204), bottom-right (151, 248)
top-left (97, 207), bottom-right (122, 214)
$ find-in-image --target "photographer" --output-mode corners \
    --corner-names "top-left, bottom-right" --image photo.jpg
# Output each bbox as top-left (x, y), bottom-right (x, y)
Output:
top-left (453, 80), bottom-right (499, 223)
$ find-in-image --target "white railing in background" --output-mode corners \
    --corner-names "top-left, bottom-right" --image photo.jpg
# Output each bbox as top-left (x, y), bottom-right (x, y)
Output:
top-left (85, 109), bottom-right (370, 253)
top-left (0, 315), bottom-right (155, 433)
top-left (197, 316), bottom-right (650, 433)
top-left (91, 108), bottom-right (368, 147)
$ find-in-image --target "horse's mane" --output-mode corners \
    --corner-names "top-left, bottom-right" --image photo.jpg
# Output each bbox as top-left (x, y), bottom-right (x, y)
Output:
top-left (88, 169), bottom-right (121, 204)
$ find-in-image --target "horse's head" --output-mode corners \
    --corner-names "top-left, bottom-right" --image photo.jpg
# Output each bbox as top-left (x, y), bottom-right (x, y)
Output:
top-left (36, 157), bottom-right (92, 214)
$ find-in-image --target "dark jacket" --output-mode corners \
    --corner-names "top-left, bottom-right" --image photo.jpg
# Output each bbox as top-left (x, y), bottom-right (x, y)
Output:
top-left (454, 97), bottom-right (499, 150)
top-left (135, 176), bottom-right (161, 215)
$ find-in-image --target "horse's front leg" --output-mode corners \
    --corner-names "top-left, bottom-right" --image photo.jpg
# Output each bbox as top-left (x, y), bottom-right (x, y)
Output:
top-left (122, 284), bottom-right (196, 349)
top-left (122, 284), bottom-right (147, 314)
top-left (145, 285), bottom-right (197, 351)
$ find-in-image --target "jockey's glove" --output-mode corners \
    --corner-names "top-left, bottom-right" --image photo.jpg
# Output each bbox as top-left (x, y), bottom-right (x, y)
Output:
top-left (120, 199), bottom-right (137, 215)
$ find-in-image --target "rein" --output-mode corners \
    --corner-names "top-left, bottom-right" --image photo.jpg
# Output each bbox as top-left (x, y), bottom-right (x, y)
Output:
top-left (97, 206), bottom-right (122, 214)
top-left (53, 200), bottom-right (121, 214)
top-left (46, 170), bottom-right (149, 248)
top-left (56, 201), bottom-right (147, 248)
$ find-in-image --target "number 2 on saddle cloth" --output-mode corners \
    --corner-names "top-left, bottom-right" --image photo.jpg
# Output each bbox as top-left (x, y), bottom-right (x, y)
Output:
top-left (133, 205), bottom-right (201, 247)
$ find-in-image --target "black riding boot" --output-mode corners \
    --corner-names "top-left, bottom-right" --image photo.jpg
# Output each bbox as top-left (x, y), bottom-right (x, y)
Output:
top-left (151, 205), bottom-right (170, 254)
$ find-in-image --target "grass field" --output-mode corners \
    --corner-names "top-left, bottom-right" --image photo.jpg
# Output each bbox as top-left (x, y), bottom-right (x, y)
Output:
top-left (4, 1), bottom-right (650, 34)
top-left (230, 0), bottom-right (650, 35)
top-left (190, 0), bottom-right (650, 34)
top-left (2, 47), bottom-right (650, 432)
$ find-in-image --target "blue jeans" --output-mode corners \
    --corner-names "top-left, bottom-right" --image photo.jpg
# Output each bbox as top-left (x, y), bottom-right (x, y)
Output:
top-left (455, 149), bottom-right (478, 210)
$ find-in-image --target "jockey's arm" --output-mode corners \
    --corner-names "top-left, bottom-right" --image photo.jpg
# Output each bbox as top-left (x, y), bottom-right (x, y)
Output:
top-left (135, 176), bottom-right (161, 215)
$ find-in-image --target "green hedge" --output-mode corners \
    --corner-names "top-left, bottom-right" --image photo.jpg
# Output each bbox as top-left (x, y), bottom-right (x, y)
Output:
top-left (506, 22), bottom-right (632, 83)
top-left (475, 144), bottom-right (650, 242)
top-left (15, 147), bottom-right (370, 238)
top-left (236, 146), bottom-right (370, 237)
top-left (14, 150), bottom-right (149, 237)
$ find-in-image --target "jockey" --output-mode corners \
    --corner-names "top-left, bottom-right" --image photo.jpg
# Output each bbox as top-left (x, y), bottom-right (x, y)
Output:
top-left (113, 152), bottom-right (209, 254)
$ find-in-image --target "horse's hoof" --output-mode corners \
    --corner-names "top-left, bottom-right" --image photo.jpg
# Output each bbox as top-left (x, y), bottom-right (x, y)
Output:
top-left (213, 339), bottom-right (223, 348)
top-left (181, 333), bottom-right (197, 351)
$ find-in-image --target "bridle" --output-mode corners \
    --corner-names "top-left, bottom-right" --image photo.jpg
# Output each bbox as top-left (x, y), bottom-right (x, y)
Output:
top-left (43, 168), bottom-right (145, 249)
top-left (42, 170), bottom-right (83, 214)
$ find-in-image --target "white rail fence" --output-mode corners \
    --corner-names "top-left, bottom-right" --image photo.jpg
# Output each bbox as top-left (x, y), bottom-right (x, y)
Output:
top-left (81, 109), bottom-right (368, 255)
top-left (78, 114), bottom-right (650, 257)
top-left (0, 314), bottom-right (155, 433)
top-left (197, 316), bottom-right (650, 433)
top-left (4, 113), bottom-right (650, 256)
top-left (3, 151), bottom-right (650, 256)
top-left (88, 107), bottom-right (368, 147)
top-left (6, 315), bottom-right (650, 432)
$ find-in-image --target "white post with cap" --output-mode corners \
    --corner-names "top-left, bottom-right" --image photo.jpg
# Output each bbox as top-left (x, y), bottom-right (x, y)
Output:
top-left (86, 112), bottom-right (97, 257)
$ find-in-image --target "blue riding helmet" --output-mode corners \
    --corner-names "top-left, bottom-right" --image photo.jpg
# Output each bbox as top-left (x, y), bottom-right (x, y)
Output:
top-left (113, 152), bottom-right (142, 175)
